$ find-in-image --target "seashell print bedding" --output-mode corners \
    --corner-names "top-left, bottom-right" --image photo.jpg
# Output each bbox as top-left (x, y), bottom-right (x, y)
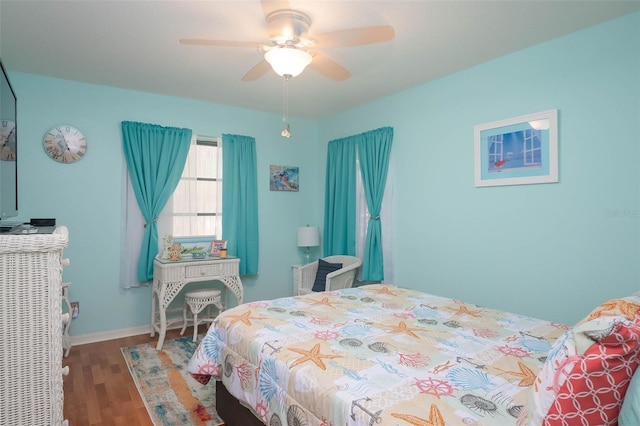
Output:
top-left (188, 285), bottom-right (567, 425)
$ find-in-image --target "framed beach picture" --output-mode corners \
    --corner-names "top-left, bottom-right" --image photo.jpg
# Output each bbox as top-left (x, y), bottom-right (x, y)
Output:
top-left (270, 165), bottom-right (299, 191)
top-left (172, 236), bottom-right (214, 258)
top-left (474, 109), bottom-right (558, 187)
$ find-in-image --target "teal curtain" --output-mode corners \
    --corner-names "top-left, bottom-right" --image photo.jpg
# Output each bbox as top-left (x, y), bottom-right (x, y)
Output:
top-left (357, 127), bottom-right (393, 281)
top-left (122, 121), bottom-right (191, 281)
top-left (221, 134), bottom-right (259, 275)
top-left (323, 137), bottom-right (357, 256)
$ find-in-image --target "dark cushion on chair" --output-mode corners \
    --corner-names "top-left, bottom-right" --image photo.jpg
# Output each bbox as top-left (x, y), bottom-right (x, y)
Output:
top-left (312, 259), bottom-right (343, 292)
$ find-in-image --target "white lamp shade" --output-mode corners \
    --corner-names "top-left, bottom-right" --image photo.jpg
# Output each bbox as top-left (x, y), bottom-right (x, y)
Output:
top-left (297, 226), bottom-right (319, 247)
top-left (265, 47), bottom-right (312, 78)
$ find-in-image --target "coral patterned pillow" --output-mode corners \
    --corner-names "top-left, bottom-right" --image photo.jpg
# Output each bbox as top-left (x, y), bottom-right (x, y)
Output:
top-left (519, 296), bottom-right (640, 426)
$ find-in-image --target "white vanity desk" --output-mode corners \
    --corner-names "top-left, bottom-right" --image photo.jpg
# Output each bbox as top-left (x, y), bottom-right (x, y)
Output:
top-left (151, 255), bottom-right (243, 350)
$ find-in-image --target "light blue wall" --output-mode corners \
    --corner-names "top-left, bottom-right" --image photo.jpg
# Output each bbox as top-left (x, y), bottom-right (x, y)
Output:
top-left (7, 11), bottom-right (639, 337)
top-left (9, 74), bottom-right (323, 336)
top-left (319, 12), bottom-right (640, 325)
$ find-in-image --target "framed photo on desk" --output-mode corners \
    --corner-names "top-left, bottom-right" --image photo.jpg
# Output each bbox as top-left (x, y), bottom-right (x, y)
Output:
top-left (210, 240), bottom-right (227, 257)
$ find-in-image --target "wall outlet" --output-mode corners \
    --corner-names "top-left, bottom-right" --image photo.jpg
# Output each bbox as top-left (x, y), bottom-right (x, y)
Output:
top-left (70, 301), bottom-right (79, 319)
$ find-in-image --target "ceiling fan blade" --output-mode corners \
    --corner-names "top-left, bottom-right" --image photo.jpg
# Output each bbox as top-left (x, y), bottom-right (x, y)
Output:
top-left (314, 25), bottom-right (395, 48)
top-left (242, 59), bottom-right (272, 81)
top-left (180, 39), bottom-right (266, 49)
top-left (308, 52), bottom-right (351, 81)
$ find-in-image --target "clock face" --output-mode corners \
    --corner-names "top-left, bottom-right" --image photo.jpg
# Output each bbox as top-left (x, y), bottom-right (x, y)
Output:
top-left (43, 125), bottom-right (87, 163)
top-left (0, 120), bottom-right (16, 161)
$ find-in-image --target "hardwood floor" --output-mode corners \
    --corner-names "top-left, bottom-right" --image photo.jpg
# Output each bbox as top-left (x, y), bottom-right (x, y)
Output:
top-left (63, 328), bottom-right (185, 426)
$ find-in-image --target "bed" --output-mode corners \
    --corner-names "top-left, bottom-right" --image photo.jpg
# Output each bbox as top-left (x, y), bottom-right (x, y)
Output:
top-left (187, 284), bottom-right (640, 426)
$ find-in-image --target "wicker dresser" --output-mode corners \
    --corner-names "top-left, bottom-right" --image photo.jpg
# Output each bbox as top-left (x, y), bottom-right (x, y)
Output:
top-left (0, 226), bottom-right (70, 425)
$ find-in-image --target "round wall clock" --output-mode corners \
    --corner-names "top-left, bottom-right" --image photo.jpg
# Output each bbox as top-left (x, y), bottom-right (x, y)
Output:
top-left (0, 120), bottom-right (16, 161)
top-left (43, 125), bottom-right (87, 163)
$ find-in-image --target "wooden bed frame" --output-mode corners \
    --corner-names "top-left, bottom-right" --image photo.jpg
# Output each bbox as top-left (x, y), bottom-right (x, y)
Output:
top-left (216, 380), bottom-right (264, 426)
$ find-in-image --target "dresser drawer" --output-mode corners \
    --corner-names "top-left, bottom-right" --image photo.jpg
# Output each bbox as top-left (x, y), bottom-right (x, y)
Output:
top-left (185, 263), bottom-right (224, 278)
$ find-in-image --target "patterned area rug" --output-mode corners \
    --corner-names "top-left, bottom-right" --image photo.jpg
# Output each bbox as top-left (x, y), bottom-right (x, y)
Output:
top-left (121, 335), bottom-right (223, 426)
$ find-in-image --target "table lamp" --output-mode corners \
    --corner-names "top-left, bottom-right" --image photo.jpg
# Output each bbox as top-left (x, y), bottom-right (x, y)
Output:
top-left (297, 225), bottom-right (319, 264)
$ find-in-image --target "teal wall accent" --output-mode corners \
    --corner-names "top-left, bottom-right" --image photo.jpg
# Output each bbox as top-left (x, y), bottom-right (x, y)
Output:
top-left (9, 74), bottom-right (323, 336)
top-left (7, 11), bottom-right (639, 336)
top-left (319, 12), bottom-right (640, 325)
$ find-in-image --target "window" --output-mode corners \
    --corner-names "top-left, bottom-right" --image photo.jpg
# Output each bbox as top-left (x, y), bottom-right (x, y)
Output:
top-left (120, 134), bottom-right (222, 288)
top-left (167, 136), bottom-right (222, 238)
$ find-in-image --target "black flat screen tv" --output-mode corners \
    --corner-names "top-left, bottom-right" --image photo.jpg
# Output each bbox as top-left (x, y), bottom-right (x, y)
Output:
top-left (0, 58), bottom-right (17, 220)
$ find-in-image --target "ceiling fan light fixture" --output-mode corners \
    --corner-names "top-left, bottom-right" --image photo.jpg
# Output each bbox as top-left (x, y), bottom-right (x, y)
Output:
top-left (265, 46), bottom-right (312, 78)
top-left (266, 9), bottom-right (311, 43)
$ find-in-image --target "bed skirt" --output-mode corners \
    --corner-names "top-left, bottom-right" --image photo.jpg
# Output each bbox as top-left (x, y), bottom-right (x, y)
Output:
top-left (216, 380), bottom-right (264, 426)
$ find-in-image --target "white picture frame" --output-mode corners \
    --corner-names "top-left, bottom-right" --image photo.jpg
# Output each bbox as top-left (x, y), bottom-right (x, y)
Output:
top-left (474, 109), bottom-right (558, 187)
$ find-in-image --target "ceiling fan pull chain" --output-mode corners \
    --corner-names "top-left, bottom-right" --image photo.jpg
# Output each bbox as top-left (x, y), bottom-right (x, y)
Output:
top-left (285, 76), bottom-right (289, 122)
top-left (281, 76), bottom-right (291, 138)
top-left (282, 76), bottom-right (287, 123)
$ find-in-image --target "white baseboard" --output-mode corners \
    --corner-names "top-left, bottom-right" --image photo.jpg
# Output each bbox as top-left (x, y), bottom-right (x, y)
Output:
top-left (70, 324), bottom-right (183, 346)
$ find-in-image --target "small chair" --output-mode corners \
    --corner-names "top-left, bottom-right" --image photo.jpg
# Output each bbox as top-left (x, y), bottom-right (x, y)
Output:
top-left (180, 289), bottom-right (224, 342)
top-left (295, 255), bottom-right (362, 296)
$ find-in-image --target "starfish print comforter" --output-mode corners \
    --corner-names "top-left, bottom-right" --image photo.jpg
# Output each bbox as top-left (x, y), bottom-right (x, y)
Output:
top-left (188, 285), bottom-right (567, 425)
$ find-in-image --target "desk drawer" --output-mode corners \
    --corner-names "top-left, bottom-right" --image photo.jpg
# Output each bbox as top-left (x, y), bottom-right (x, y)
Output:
top-left (185, 264), bottom-right (224, 278)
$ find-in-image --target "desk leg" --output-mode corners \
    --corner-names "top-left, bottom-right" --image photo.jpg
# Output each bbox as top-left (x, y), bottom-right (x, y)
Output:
top-left (155, 300), bottom-right (168, 350)
top-left (150, 287), bottom-right (156, 337)
top-left (220, 276), bottom-right (244, 305)
top-left (153, 280), bottom-right (186, 350)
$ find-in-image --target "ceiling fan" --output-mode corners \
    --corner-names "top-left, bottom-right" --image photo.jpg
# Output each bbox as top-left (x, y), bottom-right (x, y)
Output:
top-left (180, 0), bottom-right (395, 82)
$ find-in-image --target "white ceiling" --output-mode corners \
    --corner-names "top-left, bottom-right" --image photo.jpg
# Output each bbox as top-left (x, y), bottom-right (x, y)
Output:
top-left (1, 1), bottom-right (638, 119)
